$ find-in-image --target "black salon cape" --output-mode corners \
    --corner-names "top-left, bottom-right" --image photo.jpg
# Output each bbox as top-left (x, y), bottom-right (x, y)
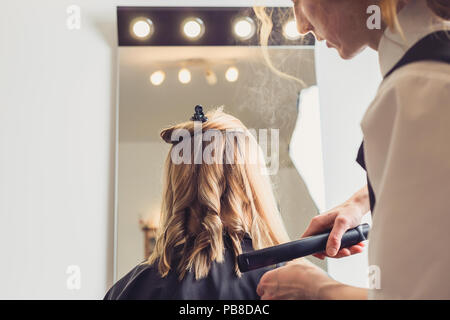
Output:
top-left (104, 234), bottom-right (280, 300)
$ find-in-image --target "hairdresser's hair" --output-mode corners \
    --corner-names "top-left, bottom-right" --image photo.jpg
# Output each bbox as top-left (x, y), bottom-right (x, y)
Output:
top-left (253, 7), bottom-right (307, 87)
top-left (380, 0), bottom-right (450, 32)
top-left (147, 108), bottom-right (290, 280)
top-left (256, 1), bottom-right (449, 46)
top-left (254, 1), bottom-right (449, 82)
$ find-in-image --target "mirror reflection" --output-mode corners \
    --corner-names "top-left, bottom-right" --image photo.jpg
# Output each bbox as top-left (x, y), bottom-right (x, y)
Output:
top-left (116, 44), bottom-right (324, 280)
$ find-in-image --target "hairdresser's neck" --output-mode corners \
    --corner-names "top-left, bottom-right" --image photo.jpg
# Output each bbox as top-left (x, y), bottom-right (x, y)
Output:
top-left (368, 27), bottom-right (386, 52)
top-left (369, 1), bottom-right (409, 51)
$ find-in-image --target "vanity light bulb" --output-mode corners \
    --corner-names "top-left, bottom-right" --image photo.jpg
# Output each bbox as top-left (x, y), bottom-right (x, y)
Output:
top-left (182, 18), bottom-right (205, 40)
top-left (131, 18), bottom-right (154, 39)
top-left (205, 70), bottom-right (218, 86)
top-left (283, 19), bottom-right (301, 40)
top-left (225, 67), bottom-right (239, 83)
top-left (233, 17), bottom-right (256, 40)
top-left (178, 68), bottom-right (192, 84)
top-left (150, 71), bottom-right (165, 86)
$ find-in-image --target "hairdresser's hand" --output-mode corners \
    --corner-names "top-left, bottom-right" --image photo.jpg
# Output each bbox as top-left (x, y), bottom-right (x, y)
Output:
top-left (257, 259), bottom-right (368, 300)
top-left (257, 259), bottom-right (336, 300)
top-left (303, 186), bottom-right (370, 259)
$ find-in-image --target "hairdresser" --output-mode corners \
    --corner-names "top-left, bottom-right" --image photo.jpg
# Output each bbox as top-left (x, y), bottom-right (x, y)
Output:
top-left (257, 0), bottom-right (450, 299)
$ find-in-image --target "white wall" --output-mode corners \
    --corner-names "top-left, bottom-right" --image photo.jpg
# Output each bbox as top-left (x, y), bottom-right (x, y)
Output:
top-left (290, 86), bottom-right (326, 212)
top-left (0, 0), bottom-right (119, 299)
top-left (315, 42), bottom-right (382, 287)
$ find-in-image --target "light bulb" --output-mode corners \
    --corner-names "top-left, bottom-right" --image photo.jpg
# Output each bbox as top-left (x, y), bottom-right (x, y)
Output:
top-left (233, 17), bottom-right (255, 40)
top-left (205, 69), bottom-right (218, 86)
top-left (131, 18), bottom-right (153, 39)
top-left (150, 71), bottom-right (165, 86)
top-left (283, 19), bottom-right (301, 40)
top-left (178, 68), bottom-right (191, 84)
top-left (182, 18), bottom-right (205, 40)
top-left (225, 67), bottom-right (239, 83)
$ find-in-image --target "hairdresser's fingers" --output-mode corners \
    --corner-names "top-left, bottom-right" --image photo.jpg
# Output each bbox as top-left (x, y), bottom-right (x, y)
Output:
top-left (334, 245), bottom-right (364, 258)
top-left (342, 243), bottom-right (365, 256)
top-left (313, 253), bottom-right (326, 260)
top-left (326, 215), bottom-right (353, 256)
top-left (339, 248), bottom-right (351, 256)
top-left (301, 212), bottom-right (337, 238)
top-left (349, 245), bottom-right (364, 255)
top-left (314, 242), bottom-right (365, 259)
top-left (304, 214), bottom-right (336, 260)
top-left (328, 248), bottom-right (351, 258)
top-left (257, 269), bottom-right (279, 300)
top-left (315, 242), bottom-right (365, 259)
top-left (335, 248), bottom-right (356, 258)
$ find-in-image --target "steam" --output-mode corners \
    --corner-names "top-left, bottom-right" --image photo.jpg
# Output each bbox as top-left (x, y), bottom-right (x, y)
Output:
top-left (234, 48), bottom-right (313, 129)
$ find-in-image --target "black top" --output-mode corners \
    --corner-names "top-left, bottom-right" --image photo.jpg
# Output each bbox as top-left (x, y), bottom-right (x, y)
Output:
top-left (356, 31), bottom-right (450, 214)
top-left (104, 234), bottom-right (280, 300)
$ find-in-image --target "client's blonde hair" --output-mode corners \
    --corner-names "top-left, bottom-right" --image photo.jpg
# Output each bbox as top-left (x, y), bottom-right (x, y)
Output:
top-left (147, 108), bottom-right (289, 280)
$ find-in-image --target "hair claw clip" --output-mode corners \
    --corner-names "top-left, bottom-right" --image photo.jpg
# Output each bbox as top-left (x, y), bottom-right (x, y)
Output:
top-left (191, 105), bottom-right (208, 123)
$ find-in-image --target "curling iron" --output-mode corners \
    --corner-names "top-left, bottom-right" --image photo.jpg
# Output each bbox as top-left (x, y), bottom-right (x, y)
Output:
top-left (238, 223), bottom-right (370, 272)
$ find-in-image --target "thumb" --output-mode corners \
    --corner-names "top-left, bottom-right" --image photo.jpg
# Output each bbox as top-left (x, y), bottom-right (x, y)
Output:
top-left (301, 212), bottom-right (337, 238)
top-left (326, 217), bottom-right (349, 256)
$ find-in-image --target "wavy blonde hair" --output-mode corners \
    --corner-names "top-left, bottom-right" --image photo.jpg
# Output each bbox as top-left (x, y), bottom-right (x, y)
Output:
top-left (146, 108), bottom-right (289, 280)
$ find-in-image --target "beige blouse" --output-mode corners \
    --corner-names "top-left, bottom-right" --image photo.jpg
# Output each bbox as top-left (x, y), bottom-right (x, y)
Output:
top-left (364, 0), bottom-right (450, 299)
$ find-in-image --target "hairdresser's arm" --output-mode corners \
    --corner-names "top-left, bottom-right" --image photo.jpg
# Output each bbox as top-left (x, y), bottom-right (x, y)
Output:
top-left (303, 186), bottom-right (370, 259)
top-left (257, 260), bottom-right (368, 300)
top-left (319, 281), bottom-right (368, 300)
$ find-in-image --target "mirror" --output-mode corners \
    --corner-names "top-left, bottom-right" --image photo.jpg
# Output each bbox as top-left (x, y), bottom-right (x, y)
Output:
top-left (115, 7), bottom-right (325, 280)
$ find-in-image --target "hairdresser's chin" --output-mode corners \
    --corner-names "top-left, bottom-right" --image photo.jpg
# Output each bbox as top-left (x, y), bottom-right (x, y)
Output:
top-left (324, 38), bottom-right (367, 60)
top-left (315, 28), bottom-right (372, 60)
top-left (292, 0), bottom-right (385, 60)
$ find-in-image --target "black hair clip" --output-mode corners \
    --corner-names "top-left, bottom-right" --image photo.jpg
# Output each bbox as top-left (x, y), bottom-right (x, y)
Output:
top-left (191, 105), bottom-right (208, 123)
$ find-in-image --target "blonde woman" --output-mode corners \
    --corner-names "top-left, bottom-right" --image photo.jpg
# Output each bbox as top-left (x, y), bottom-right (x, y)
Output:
top-left (105, 107), bottom-right (291, 299)
top-left (257, 0), bottom-right (450, 299)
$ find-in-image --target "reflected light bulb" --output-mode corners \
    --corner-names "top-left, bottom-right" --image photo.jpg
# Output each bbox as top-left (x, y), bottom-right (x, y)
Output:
top-left (183, 18), bottom-right (205, 40)
top-left (131, 18), bottom-right (153, 39)
top-left (233, 17), bottom-right (255, 40)
top-left (205, 69), bottom-right (218, 86)
top-left (283, 19), bottom-right (301, 40)
top-left (178, 68), bottom-right (191, 84)
top-left (150, 71), bottom-right (165, 86)
top-left (225, 67), bottom-right (239, 82)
